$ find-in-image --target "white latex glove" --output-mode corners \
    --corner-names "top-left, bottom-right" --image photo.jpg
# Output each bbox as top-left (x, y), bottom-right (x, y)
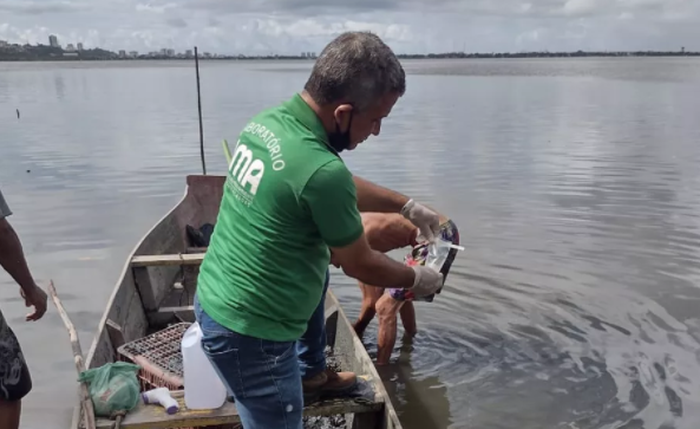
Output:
top-left (410, 265), bottom-right (444, 298)
top-left (400, 199), bottom-right (440, 243)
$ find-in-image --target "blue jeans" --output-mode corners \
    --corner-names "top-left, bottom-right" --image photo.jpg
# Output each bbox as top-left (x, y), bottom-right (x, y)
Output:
top-left (192, 269), bottom-right (329, 429)
top-left (296, 269), bottom-right (330, 380)
top-left (194, 295), bottom-right (303, 429)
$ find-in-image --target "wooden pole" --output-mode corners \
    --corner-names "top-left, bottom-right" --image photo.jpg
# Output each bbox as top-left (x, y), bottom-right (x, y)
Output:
top-left (194, 46), bottom-right (206, 175)
top-left (48, 280), bottom-right (97, 429)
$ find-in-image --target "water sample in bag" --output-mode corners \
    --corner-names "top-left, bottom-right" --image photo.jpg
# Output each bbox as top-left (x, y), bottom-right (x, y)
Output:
top-left (389, 219), bottom-right (462, 303)
top-left (426, 236), bottom-right (454, 272)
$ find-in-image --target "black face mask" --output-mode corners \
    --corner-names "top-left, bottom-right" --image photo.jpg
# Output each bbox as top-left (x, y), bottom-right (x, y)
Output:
top-left (327, 111), bottom-right (354, 153)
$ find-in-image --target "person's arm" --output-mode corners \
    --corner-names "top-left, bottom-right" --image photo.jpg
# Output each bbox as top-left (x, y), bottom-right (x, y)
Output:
top-left (353, 175), bottom-right (442, 243)
top-left (0, 190), bottom-right (47, 321)
top-left (333, 235), bottom-right (416, 289)
top-left (353, 175), bottom-right (409, 213)
top-left (0, 218), bottom-right (37, 292)
top-left (303, 162), bottom-right (416, 289)
top-left (361, 213), bottom-right (419, 253)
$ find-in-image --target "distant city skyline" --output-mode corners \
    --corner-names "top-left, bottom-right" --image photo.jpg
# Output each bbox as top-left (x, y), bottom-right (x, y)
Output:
top-left (0, 34), bottom-right (693, 63)
top-left (1, 32), bottom-right (694, 59)
top-left (0, 34), bottom-right (695, 63)
top-left (0, 33), bottom-right (316, 59)
top-left (0, 34), bottom-right (320, 60)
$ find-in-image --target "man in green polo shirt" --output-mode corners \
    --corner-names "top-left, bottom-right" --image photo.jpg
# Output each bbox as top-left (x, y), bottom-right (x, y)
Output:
top-left (194, 31), bottom-right (444, 429)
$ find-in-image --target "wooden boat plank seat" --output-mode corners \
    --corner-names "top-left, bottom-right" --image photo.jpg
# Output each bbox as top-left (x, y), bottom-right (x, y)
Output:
top-left (150, 303), bottom-right (338, 321)
top-left (131, 253), bottom-right (205, 267)
top-left (94, 385), bottom-right (383, 429)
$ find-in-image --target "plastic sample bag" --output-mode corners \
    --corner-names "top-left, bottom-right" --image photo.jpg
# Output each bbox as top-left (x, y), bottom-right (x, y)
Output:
top-left (389, 219), bottom-right (461, 302)
top-left (77, 362), bottom-right (141, 417)
top-left (425, 236), bottom-right (454, 271)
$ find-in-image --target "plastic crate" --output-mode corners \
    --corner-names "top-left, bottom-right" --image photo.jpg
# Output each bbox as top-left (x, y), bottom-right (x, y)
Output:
top-left (117, 322), bottom-right (191, 391)
top-left (115, 323), bottom-right (241, 429)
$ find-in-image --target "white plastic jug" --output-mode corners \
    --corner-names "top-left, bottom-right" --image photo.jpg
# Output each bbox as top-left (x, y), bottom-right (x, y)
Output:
top-left (181, 321), bottom-right (228, 410)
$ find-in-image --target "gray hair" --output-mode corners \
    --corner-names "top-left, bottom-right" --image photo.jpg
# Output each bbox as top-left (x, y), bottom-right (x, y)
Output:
top-left (304, 31), bottom-right (406, 112)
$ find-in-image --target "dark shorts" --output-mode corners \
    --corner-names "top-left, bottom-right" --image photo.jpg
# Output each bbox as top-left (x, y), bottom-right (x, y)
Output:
top-left (0, 309), bottom-right (32, 402)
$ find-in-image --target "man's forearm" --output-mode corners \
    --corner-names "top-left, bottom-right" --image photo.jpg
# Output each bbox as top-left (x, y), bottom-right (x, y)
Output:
top-left (343, 249), bottom-right (415, 290)
top-left (353, 175), bottom-right (409, 213)
top-left (0, 219), bottom-right (36, 291)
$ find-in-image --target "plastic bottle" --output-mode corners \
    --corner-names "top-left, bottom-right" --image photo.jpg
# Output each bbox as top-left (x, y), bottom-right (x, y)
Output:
top-left (181, 321), bottom-right (227, 410)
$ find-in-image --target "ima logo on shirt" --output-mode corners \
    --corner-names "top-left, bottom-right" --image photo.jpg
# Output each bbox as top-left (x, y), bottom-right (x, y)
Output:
top-left (227, 140), bottom-right (264, 206)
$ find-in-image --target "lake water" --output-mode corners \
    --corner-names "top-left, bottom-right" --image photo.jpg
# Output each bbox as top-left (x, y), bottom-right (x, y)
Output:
top-left (1, 57), bottom-right (700, 429)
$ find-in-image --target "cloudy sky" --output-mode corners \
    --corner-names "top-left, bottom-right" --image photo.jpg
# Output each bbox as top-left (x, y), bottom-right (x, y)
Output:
top-left (0, 0), bottom-right (698, 55)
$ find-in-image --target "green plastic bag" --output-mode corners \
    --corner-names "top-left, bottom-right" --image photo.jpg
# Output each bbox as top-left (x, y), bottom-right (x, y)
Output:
top-left (77, 362), bottom-right (141, 417)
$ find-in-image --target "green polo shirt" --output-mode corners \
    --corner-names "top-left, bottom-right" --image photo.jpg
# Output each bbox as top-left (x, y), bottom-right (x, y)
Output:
top-left (196, 93), bottom-right (364, 342)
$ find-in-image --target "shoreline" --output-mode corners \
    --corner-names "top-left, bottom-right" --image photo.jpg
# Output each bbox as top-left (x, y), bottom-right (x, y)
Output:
top-left (1, 51), bottom-right (699, 63)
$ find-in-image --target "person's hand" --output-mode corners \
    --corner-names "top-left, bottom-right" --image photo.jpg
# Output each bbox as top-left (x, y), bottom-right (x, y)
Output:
top-left (400, 199), bottom-right (440, 244)
top-left (20, 283), bottom-right (47, 321)
top-left (409, 265), bottom-right (443, 298)
top-left (362, 213), bottom-right (418, 253)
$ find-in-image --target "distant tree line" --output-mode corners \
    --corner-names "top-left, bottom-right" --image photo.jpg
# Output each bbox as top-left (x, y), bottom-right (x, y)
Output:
top-left (396, 50), bottom-right (698, 59)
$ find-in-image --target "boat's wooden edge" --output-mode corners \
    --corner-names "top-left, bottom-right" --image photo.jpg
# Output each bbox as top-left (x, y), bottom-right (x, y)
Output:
top-left (78, 295), bottom-right (386, 429)
top-left (325, 289), bottom-right (403, 428)
top-left (78, 178), bottom-right (197, 429)
top-left (130, 253), bottom-right (204, 267)
top-left (70, 386), bottom-right (82, 429)
top-left (93, 386), bottom-right (384, 429)
top-left (78, 174), bottom-right (403, 429)
top-left (85, 182), bottom-right (189, 363)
